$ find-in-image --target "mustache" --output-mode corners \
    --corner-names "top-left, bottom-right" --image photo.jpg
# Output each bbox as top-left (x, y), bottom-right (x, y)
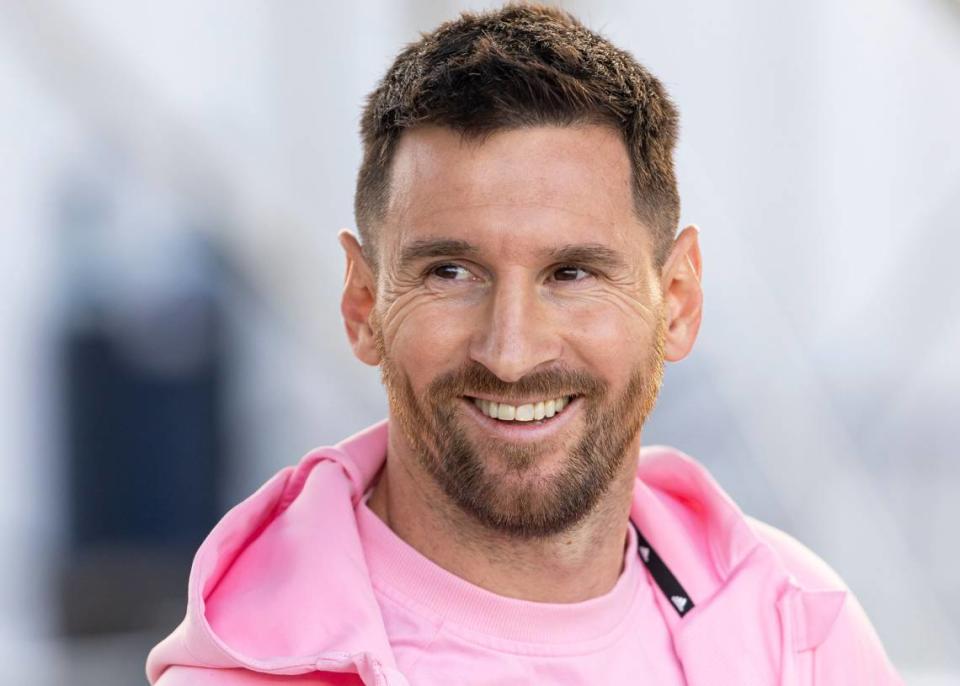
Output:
top-left (427, 361), bottom-right (607, 401)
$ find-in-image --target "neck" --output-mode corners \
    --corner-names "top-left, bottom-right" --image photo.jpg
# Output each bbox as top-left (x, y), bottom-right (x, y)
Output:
top-left (366, 429), bottom-right (641, 603)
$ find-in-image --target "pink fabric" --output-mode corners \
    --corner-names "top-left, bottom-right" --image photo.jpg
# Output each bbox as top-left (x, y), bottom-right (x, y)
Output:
top-left (146, 419), bottom-right (903, 685)
top-left (356, 496), bottom-right (685, 684)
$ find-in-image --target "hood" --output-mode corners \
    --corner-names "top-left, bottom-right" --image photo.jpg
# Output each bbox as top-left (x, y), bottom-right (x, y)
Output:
top-left (146, 420), bottom-right (408, 685)
top-left (147, 420), bottom-right (849, 685)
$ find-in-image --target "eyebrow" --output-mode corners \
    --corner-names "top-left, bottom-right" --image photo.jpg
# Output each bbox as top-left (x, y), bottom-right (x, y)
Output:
top-left (547, 243), bottom-right (630, 272)
top-left (396, 237), bottom-right (630, 272)
top-left (398, 238), bottom-right (478, 269)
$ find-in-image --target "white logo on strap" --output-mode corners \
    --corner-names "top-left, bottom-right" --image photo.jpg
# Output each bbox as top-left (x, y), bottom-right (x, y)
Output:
top-left (639, 545), bottom-right (650, 562)
top-left (671, 595), bottom-right (688, 612)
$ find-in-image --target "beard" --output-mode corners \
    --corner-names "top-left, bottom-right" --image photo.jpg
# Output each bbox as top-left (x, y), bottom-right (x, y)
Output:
top-left (376, 319), bottom-right (666, 539)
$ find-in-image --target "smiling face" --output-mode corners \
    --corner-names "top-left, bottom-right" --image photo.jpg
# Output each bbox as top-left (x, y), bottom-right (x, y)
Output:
top-left (344, 124), bottom-right (685, 537)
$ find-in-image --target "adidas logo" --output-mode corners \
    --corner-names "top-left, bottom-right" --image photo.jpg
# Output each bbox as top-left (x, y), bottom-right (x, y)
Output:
top-left (639, 545), bottom-right (651, 563)
top-left (671, 595), bottom-right (688, 613)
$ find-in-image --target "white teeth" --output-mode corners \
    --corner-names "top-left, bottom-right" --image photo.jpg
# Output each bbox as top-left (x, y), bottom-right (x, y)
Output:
top-left (472, 396), bottom-right (572, 422)
top-left (515, 404), bottom-right (535, 421)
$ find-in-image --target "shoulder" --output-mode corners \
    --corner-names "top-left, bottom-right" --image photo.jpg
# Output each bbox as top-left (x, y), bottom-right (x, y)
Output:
top-left (747, 517), bottom-right (904, 685)
top-left (747, 516), bottom-right (846, 590)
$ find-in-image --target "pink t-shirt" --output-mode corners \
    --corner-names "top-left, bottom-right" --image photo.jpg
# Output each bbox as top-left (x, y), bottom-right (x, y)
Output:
top-left (356, 500), bottom-right (686, 685)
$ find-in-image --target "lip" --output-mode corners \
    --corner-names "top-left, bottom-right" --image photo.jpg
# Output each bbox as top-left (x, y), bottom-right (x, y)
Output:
top-left (461, 394), bottom-right (581, 442)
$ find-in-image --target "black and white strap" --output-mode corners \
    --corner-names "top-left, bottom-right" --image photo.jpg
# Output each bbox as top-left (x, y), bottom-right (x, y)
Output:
top-left (631, 522), bottom-right (695, 617)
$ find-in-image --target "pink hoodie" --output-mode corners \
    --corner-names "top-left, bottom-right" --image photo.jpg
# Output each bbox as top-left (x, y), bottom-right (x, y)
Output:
top-left (146, 420), bottom-right (903, 685)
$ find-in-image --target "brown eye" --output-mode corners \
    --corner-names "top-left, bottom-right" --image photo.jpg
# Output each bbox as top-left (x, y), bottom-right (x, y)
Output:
top-left (430, 264), bottom-right (472, 280)
top-left (553, 266), bottom-right (591, 282)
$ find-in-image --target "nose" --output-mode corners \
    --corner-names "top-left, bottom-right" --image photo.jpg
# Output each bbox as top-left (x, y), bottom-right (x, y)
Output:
top-left (468, 273), bottom-right (563, 383)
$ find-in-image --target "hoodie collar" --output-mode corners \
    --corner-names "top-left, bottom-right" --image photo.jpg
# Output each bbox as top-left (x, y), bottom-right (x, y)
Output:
top-left (630, 444), bottom-right (762, 608)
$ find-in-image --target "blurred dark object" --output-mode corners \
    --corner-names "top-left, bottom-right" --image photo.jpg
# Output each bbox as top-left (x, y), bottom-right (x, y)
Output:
top-left (54, 168), bottom-right (226, 636)
top-left (64, 296), bottom-right (222, 550)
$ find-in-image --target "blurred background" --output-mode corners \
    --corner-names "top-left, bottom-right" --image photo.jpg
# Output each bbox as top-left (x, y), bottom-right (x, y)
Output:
top-left (1, 0), bottom-right (958, 683)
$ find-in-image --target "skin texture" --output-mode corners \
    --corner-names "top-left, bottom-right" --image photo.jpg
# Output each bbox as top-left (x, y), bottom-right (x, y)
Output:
top-left (340, 124), bottom-right (703, 603)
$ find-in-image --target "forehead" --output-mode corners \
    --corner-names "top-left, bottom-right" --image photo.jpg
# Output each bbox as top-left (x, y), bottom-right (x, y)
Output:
top-left (382, 124), bottom-right (643, 259)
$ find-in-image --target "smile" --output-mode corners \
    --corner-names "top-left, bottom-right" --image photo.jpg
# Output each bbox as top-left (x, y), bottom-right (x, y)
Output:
top-left (470, 395), bottom-right (574, 422)
top-left (461, 393), bottom-right (580, 442)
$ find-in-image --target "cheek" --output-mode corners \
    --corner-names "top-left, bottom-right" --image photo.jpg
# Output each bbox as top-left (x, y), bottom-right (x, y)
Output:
top-left (560, 300), bottom-right (660, 379)
top-left (563, 302), bottom-right (653, 350)
top-left (386, 301), bottom-right (475, 381)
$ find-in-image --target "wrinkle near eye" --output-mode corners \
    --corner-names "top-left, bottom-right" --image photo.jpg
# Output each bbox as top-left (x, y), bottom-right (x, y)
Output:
top-left (378, 254), bottom-right (658, 328)
top-left (379, 269), bottom-right (474, 330)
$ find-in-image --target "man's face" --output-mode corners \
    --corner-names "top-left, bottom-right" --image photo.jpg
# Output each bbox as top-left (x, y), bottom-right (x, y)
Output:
top-left (371, 124), bottom-right (667, 537)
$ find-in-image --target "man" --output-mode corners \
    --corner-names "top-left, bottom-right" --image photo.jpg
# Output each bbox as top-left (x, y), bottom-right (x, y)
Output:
top-left (147, 4), bottom-right (902, 684)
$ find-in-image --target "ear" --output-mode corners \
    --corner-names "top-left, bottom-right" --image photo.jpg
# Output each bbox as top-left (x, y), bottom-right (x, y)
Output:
top-left (339, 229), bottom-right (381, 366)
top-left (659, 225), bottom-right (703, 362)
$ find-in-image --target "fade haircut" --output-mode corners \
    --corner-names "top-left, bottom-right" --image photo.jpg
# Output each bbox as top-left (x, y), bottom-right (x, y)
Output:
top-left (355, 2), bottom-right (680, 270)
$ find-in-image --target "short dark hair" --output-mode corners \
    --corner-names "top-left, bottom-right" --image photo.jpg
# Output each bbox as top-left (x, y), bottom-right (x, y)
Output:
top-left (355, 2), bottom-right (680, 269)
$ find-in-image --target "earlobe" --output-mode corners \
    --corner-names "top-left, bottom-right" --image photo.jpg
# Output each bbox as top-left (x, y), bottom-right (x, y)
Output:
top-left (660, 225), bottom-right (703, 362)
top-left (339, 229), bottom-right (382, 366)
